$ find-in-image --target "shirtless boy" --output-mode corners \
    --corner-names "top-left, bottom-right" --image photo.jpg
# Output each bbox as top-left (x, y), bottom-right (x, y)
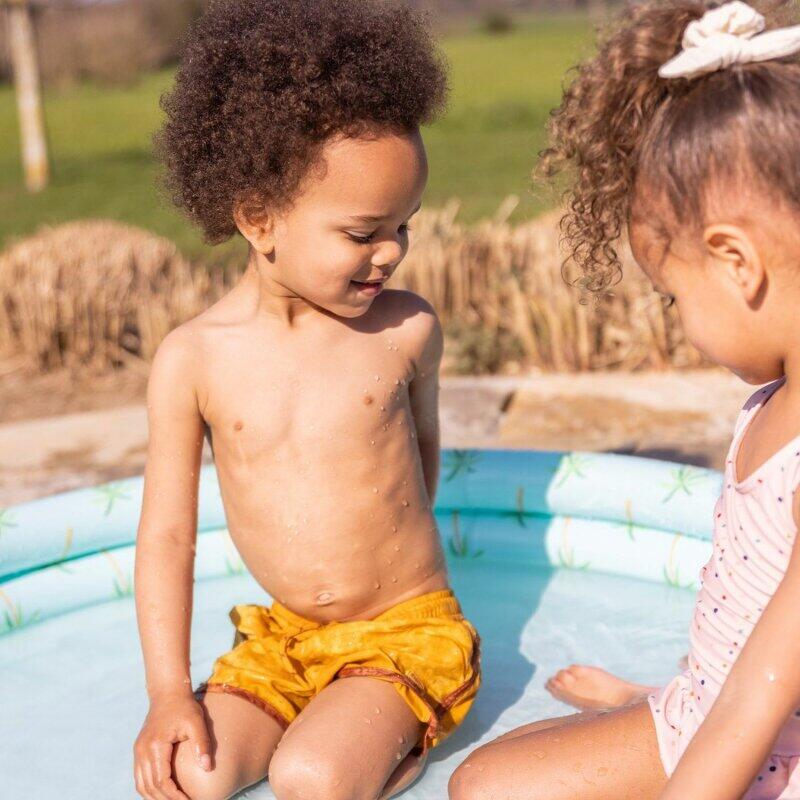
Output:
top-left (133, 2), bottom-right (480, 799)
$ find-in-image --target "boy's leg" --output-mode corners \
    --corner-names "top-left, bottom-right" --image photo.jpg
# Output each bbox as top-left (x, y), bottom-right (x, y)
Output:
top-left (448, 701), bottom-right (667, 800)
top-left (267, 676), bottom-right (425, 800)
top-left (172, 691), bottom-right (285, 800)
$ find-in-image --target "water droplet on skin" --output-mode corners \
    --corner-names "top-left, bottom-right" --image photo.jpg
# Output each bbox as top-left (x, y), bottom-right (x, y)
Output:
top-left (381, 406), bottom-right (386, 412)
top-left (414, 563), bottom-right (420, 569)
top-left (394, 545), bottom-right (401, 552)
top-left (374, 707), bottom-right (382, 715)
top-left (391, 576), bottom-right (398, 583)
top-left (364, 717), bottom-right (372, 725)
top-left (392, 526), bottom-right (398, 533)
top-left (374, 582), bottom-right (381, 590)
top-left (768, 672), bottom-right (777, 682)
top-left (395, 752), bottom-right (403, 761)
top-left (373, 487), bottom-right (379, 494)
top-left (398, 736), bottom-right (405, 744)
top-left (370, 440), bottom-right (375, 445)
top-left (395, 379), bottom-right (400, 385)
top-left (402, 500), bottom-right (409, 507)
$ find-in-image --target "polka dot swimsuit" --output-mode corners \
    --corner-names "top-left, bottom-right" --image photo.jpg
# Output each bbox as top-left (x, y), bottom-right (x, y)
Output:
top-left (648, 379), bottom-right (800, 798)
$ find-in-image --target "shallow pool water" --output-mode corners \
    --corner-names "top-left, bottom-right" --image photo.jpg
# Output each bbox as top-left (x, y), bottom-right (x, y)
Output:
top-left (1, 557), bottom-right (695, 799)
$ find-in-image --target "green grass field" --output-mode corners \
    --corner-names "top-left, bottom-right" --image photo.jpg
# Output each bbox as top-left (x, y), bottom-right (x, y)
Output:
top-left (0, 16), bottom-right (593, 263)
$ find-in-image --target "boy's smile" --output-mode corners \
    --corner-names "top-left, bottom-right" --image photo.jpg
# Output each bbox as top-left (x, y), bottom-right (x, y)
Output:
top-left (235, 130), bottom-right (429, 322)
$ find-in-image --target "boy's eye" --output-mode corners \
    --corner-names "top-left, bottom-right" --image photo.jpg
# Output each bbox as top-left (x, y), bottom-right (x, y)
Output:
top-left (347, 232), bottom-right (375, 244)
top-left (346, 223), bottom-right (410, 245)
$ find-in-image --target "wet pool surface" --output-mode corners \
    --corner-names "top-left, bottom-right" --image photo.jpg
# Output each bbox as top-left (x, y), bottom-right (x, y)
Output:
top-left (2, 559), bottom-right (695, 798)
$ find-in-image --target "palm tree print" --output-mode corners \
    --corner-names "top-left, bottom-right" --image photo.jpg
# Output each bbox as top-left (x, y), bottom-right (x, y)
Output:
top-left (0, 587), bottom-right (39, 632)
top-left (56, 526), bottom-right (75, 573)
top-left (443, 450), bottom-right (481, 482)
top-left (101, 549), bottom-right (132, 597)
top-left (555, 518), bottom-right (590, 571)
top-left (0, 508), bottom-right (17, 537)
top-left (448, 511), bottom-right (483, 558)
top-left (93, 483), bottom-right (131, 517)
top-left (514, 486), bottom-right (527, 528)
top-left (662, 467), bottom-right (707, 503)
top-left (615, 500), bottom-right (638, 541)
top-left (663, 534), bottom-right (695, 589)
top-left (554, 454), bottom-right (592, 488)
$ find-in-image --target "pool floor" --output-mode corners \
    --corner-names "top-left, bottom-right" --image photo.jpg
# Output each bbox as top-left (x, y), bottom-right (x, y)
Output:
top-left (1, 560), bottom-right (695, 798)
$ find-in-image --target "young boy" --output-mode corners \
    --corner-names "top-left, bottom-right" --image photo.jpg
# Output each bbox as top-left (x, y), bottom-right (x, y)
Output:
top-left (133, 2), bottom-right (480, 799)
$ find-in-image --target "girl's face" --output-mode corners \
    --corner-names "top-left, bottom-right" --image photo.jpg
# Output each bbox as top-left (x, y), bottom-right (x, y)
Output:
top-left (241, 130), bottom-right (428, 320)
top-left (628, 212), bottom-right (787, 385)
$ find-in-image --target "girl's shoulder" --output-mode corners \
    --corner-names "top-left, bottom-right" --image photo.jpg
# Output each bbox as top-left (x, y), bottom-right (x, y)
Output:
top-left (734, 378), bottom-right (787, 434)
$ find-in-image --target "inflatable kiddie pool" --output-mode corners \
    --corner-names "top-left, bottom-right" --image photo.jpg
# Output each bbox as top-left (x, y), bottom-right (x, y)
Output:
top-left (0, 449), bottom-right (719, 798)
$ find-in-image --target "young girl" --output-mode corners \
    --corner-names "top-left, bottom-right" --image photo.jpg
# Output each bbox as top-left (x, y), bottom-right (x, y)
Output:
top-left (449, 1), bottom-right (800, 798)
top-left (133, 2), bottom-right (480, 800)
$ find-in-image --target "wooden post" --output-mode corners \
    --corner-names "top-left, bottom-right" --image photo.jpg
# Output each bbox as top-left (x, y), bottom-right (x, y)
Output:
top-left (5, 0), bottom-right (49, 192)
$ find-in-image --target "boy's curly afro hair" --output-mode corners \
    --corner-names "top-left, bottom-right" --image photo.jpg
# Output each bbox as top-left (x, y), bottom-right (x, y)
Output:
top-left (155, 0), bottom-right (448, 244)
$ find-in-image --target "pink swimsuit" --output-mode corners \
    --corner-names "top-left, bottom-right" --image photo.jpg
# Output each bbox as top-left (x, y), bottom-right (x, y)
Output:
top-left (648, 379), bottom-right (800, 798)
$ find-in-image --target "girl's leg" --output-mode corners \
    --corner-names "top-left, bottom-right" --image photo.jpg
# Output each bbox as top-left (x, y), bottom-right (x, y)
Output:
top-left (172, 691), bottom-right (285, 800)
top-left (545, 664), bottom-right (654, 711)
top-left (448, 701), bottom-right (666, 800)
top-left (267, 676), bottom-right (425, 800)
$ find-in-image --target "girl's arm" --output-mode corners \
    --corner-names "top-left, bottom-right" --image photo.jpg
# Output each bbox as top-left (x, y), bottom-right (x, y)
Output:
top-left (659, 493), bottom-right (800, 800)
top-left (134, 330), bottom-right (211, 798)
top-left (408, 305), bottom-right (444, 505)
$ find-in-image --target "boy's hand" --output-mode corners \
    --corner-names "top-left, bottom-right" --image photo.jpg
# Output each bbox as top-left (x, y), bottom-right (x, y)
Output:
top-left (134, 692), bottom-right (212, 800)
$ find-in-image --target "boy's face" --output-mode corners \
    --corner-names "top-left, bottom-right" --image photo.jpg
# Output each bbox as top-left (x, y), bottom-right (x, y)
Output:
top-left (261, 130), bottom-right (428, 318)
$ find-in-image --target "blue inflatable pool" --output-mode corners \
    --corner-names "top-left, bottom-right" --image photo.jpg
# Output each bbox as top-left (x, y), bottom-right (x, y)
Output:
top-left (0, 449), bottom-right (719, 798)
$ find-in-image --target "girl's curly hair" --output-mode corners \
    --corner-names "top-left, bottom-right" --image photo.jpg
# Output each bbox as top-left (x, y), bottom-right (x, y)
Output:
top-left (155, 0), bottom-right (448, 244)
top-left (541, 0), bottom-right (800, 291)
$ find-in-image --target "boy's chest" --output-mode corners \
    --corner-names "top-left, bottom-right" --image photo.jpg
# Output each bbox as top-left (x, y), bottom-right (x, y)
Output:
top-left (201, 333), bottom-right (417, 456)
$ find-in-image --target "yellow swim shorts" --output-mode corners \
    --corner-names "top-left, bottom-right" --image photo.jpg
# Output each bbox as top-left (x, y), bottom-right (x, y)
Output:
top-left (197, 589), bottom-right (480, 751)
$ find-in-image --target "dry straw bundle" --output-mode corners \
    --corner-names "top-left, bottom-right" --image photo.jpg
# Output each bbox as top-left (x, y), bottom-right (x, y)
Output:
top-left (0, 220), bottom-right (230, 373)
top-left (0, 210), bottom-right (702, 375)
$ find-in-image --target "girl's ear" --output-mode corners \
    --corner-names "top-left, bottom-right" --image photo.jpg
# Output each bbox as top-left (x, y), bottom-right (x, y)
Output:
top-left (234, 197), bottom-right (276, 256)
top-left (703, 224), bottom-right (765, 304)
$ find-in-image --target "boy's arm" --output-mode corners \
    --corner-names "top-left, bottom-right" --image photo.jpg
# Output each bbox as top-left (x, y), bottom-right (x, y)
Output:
top-left (659, 492), bottom-right (800, 800)
top-left (408, 305), bottom-right (444, 505)
top-left (134, 329), bottom-right (212, 792)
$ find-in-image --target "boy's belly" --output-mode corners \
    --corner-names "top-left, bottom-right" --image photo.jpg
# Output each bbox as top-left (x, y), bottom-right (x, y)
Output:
top-left (215, 463), bottom-right (449, 622)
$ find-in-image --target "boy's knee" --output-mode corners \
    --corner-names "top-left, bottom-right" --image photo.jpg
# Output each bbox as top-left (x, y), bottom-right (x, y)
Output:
top-left (172, 742), bottom-right (243, 800)
top-left (448, 753), bottom-right (495, 800)
top-left (269, 747), bottom-right (353, 800)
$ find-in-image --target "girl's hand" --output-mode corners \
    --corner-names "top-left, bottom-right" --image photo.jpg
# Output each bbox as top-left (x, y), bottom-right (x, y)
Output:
top-left (134, 692), bottom-right (212, 800)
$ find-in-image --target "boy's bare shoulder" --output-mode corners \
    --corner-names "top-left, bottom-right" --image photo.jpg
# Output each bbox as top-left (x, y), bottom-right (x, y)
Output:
top-left (372, 289), bottom-right (443, 365)
top-left (375, 289), bottom-right (440, 334)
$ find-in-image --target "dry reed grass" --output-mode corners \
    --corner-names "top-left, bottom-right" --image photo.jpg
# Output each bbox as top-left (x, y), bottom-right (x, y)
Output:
top-left (0, 209), bottom-right (703, 375)
top-left (0, 220), bottom-right (230, 373)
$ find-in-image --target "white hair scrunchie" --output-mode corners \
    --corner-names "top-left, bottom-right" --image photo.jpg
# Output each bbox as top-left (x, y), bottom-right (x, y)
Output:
top-left (659, 0), bottom-right (800, 80)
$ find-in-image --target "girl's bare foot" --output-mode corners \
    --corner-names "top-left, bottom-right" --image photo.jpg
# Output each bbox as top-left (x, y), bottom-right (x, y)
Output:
top-left (545, 665), bottom-right (654, 711)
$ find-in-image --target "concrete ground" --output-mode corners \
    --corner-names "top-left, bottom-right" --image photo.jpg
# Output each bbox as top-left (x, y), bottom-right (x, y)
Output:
top-left (0, 369), bottom-right (751, 506)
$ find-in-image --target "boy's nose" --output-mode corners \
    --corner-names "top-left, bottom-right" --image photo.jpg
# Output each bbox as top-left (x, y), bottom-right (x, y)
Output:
top-left (372, 238), bottom-right (405, 268)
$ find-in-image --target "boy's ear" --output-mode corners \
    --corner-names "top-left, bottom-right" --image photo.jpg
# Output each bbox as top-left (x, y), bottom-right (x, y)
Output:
top-left (703, 224), bottom-right (765, 304)
top-left (234, 198), bottom-right (276, 255)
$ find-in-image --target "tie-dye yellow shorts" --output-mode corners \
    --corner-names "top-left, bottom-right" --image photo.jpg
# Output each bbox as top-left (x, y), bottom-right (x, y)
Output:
top-left (196, 589), bottom-right (480, 752)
